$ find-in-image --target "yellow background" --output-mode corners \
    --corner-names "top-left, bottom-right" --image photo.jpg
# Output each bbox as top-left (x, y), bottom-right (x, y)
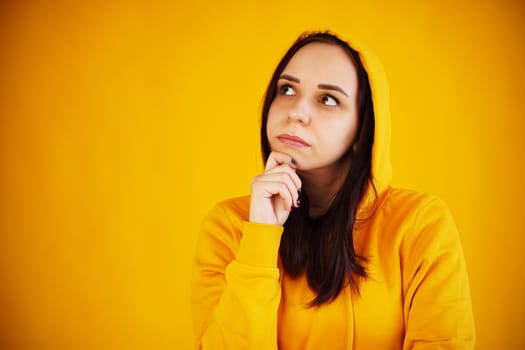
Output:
top-left (1, 0), bottom-right (524, 349)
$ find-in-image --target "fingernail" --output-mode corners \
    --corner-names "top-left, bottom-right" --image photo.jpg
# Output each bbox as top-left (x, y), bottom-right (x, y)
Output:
top-left (291, 158), bottom-right (297, 166)
top-left (297, 188), bottom-right (302, 207)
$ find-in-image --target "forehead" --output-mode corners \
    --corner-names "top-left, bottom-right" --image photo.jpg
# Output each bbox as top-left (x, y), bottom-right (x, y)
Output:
top-left (282, 42), bottom-right (358, 88)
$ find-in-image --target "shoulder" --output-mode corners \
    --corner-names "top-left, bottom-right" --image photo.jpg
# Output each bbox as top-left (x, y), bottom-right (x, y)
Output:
top-left (370, 187), bottom-right (459, 250)
top-left (199, 195), bottom-right (250, 239)
top-left (381, 187), bottom-right (460, 258)
top-left (196, 196), bottom-right (250, 262)
top-left (384, 187), bottom-right (445, 208)
top-left (208, 195), bottom-right (250, 224)
top-left (380, 187), bottom-right (452, 224)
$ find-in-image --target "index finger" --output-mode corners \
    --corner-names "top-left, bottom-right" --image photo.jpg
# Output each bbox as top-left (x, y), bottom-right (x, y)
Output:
top-left (265, 151), bottom-right (297, 172)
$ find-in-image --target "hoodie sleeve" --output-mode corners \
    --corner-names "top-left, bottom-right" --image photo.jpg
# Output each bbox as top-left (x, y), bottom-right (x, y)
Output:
top-left (191, 202), bottom-right (283, 350)
top-left (402, 197), bottom-right (475, 349)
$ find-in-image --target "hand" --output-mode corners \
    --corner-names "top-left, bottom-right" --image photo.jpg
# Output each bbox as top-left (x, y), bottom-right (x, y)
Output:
top-left (249, 151), bottom-right (302, 226)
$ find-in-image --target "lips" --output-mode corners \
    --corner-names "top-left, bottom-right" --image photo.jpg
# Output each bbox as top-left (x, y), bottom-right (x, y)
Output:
top-left (277, 134), bottom-right (310, 147)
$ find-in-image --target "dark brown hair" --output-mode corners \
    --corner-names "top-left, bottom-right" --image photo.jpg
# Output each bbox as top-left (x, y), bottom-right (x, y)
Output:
top-left (260, 31), bottom-right (376, 306)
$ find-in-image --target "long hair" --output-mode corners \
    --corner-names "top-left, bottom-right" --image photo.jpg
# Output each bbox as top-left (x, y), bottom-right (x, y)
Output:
top-left (260, 31), bottom-right (376, 306)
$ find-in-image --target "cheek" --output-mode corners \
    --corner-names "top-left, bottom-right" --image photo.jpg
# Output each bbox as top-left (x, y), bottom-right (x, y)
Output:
top-left (324, 120), bottom-right (358, 151)
top-left (266, 104), bottom-right (281, 132)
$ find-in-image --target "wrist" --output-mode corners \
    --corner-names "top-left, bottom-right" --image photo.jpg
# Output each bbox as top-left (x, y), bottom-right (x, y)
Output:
top-left (236, 221), bottom-right (284, 267)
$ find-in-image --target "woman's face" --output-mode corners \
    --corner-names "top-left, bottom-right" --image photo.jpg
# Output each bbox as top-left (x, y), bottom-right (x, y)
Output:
top-left (266, 42), bottom-right (359, 171)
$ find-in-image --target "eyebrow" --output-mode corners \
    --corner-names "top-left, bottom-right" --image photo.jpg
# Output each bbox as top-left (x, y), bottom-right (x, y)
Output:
top-left (279, 74), bottom-right (349, 98)
top-left (279, 74), bottom-right (300, 83)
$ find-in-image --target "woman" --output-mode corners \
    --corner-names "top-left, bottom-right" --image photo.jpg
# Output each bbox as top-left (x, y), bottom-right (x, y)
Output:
top-left (191, 31), bottom-right (475, 349)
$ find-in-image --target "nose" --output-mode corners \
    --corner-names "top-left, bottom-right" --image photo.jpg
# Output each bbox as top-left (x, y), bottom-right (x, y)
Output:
top-left (288, 98), bottom-right (311, 125)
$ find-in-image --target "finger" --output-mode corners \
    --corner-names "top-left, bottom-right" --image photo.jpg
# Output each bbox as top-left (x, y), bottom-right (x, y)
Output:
top-left (260, 165), bottom-right (302, 196)
top-left (265, 151), bottom-right (297, 172)
top-left (257, 180), bottom-right (294, 211)
top-left (254, 172), bottom-right (300, 207)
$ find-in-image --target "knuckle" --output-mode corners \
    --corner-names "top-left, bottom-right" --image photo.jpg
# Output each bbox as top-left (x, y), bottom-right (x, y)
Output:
top-left (278, 173), bottom-right (290, 181)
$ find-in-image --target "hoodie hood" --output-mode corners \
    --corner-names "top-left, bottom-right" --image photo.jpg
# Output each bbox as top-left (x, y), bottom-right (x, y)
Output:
top-left (354, 40), bottom-right (392, 190)
top-left (349, 40), bottom-right (392, 218)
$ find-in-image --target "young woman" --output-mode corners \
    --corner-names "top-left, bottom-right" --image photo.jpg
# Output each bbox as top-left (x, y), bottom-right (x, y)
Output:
top-left (191, 31), bottom-right (475, 349)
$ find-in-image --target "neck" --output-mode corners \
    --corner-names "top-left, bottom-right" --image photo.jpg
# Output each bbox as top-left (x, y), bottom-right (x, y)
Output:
top-left (298, 155), bottom-right (351, 217)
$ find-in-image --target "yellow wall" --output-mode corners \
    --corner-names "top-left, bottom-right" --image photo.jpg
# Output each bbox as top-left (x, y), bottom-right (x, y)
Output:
top-left (1, 0), bottom-right (524, 349)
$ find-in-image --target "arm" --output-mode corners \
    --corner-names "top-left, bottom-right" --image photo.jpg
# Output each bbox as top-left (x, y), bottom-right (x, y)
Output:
top-left (402, 198), bottom-right (475, 349)
top-left (191, 202), bottom-right (283, 350)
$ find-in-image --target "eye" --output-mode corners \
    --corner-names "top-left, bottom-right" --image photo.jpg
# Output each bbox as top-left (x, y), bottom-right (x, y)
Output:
top-left (279, 84), bottom-right (296, 96)
top-left (320, 94), bottom-right (339, 107)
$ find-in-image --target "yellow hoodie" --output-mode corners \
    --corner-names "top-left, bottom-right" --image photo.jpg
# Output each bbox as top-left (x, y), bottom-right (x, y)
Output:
top-left (191, 40), bottom-right (475, 349)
